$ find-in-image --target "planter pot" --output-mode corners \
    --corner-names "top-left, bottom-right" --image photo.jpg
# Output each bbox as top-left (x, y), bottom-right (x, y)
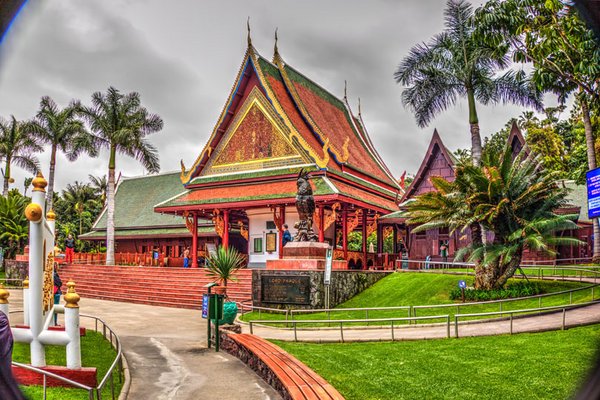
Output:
top-left (220, 301), bottom-right (238, 325)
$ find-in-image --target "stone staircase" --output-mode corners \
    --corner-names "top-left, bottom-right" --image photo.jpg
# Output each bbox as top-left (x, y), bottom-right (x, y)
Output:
top-left (57, 264), bottom-right (253, 310)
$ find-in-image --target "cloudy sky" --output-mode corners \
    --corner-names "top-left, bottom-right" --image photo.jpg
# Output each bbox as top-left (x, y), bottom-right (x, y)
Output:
top-left (0, 0), bottom-right (545, 193)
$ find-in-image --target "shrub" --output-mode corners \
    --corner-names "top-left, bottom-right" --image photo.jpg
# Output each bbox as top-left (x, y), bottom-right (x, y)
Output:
top-left (450, 281), bottom-right (542, 301)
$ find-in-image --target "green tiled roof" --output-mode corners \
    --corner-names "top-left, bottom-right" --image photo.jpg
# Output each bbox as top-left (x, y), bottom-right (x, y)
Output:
top-left (80, 226), bottom-right (217, 239)
top-left (188, 165), bottom-right (317, 185)
top-left (380, 210), bottom-right (409, 220)
top-left (326, 169), bottom-right (397, 198)
top-left (92, 172), bottom-right (188, 230)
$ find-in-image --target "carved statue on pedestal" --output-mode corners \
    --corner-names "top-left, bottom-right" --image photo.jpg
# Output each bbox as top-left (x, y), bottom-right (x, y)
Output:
top-left (294, 169), bottom-right (318, 242)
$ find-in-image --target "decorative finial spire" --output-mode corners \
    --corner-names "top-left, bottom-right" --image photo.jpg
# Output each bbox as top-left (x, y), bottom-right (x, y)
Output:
top-left (274, 28), bottom-right (279, 55)
top-left (247, 17), bottom-right (252, 47)
top-left (344, 80), bottom-right (347, 100)
top-left (358, 97), bottom-right (362, 116)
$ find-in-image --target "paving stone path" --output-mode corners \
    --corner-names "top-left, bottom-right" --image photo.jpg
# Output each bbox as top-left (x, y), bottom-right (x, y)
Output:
top-left (8, 290), bottom-right (281, 400)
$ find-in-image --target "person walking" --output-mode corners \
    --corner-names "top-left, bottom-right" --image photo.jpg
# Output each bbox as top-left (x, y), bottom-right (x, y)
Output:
top-left (53, 265), bottom-right (62, 325)
top-left (65, 234), bottom-right (75, 264)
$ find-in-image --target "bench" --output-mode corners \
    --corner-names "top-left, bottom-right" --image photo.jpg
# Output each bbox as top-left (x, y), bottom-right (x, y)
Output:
top-left (225, 333), bottom-right (344, 400)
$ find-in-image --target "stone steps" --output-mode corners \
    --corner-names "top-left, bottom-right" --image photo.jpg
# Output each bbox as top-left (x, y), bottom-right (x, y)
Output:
top-left (58, 264), bottom-right (253, 309)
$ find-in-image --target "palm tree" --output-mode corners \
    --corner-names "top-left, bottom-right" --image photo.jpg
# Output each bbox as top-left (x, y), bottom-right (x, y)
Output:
top-left (79, 87), bottom-right (162, 265)
top-left (0, 192), bottom-right (30, 258)
top-left (394, 0), bottom-right (542, 166)
top-left (407, 145), bottom-right (579, 289)
top-left (62, 181), bottom-right (98, 235)
top-left (205, 246), bottom-right (246, 289)
top-left (0, 116), bottom-right (42, 196)
top-left (31, 96), bottom-right (96, 211)
top-left (23, 177), bottom-right (33, 196)
top-left (88, 174), bottom-right (108, 206)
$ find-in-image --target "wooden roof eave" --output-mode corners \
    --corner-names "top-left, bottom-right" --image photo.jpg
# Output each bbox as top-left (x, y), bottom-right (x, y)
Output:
top-left (401, 129), bottom-right (456, 202)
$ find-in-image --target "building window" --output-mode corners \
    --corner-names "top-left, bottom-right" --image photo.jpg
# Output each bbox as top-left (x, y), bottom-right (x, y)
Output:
top-left (253, 237), bottom-right (263, 254)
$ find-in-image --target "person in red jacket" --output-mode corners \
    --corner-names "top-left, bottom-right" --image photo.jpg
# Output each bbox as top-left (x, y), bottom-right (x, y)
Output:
top-left (65, 234), bottom-right (75, 264)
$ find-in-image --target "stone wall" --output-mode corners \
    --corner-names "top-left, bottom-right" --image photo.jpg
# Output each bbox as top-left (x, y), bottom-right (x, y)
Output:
top-left (252, 269), bottom-right (390, 309)
top-left (4, 260), bottom-right (28, 281)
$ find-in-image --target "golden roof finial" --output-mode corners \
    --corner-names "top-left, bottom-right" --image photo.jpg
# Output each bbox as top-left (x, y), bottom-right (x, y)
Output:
top-left (247, 17), bottom-right (252, 47)
top-left (32, 170), bottom-right (47, 192)
top-left (274, 28), bottom-right (279, 56)
top-left (358, 97), bottom-right (362, 116)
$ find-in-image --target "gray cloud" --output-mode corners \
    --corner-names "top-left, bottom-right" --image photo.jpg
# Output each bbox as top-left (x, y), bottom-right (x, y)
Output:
top-left (0, 0), bottom-right (544, 193)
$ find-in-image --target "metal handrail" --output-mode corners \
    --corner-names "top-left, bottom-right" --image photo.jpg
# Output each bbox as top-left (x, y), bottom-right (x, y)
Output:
top-left (249, 314), bottom-right (453, 341)
top-left (249, 300), bottom-right (600, 342)
top-left (454, 300), bottom-right (600, 337)
top-left (282, 282), bottom-right (598, 322)
top-left (9, 311), bottom-right (124, 400)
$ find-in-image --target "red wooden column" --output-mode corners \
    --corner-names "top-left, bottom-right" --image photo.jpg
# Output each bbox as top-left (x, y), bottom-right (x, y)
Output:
top-left (318, 205), bottom-right (325, 242)
top-left (279, 206), bottom-right (285, 259)
top-left (342, 208), bottom-right (348, 260)
top-left (223, 210), bottom-right (230, 249)
top-left (191, 212), bottom-right (199, 268)
top-left (362, 210), bottom-right (368, 270)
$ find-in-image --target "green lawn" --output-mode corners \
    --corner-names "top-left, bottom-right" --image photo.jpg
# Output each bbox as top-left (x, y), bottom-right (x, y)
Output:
top-left (241, 273), bottom-right (595, 325)
top-left (274, 324), bottom-right (600, 400)
top-left (13, 330), bottom-right (122, 400)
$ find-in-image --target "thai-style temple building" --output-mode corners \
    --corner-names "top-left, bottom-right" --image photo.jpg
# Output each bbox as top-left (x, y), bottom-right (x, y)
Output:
top-left (380, 122), bottom-right (593, 263)
top-left (153, 35), bottom-right (401, 268)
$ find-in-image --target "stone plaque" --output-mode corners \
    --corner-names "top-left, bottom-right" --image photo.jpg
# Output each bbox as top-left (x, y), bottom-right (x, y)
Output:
top-left (261, 275), bottom-right (310, 305)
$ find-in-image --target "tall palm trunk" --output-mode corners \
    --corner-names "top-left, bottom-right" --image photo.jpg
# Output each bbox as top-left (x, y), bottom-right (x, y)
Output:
top-left (106, 146), bottom-right (116, 265)
top-left (581, 95), bottom-right (600, 263)
top-left (46, 145), bottom-right (57, 211)
top-left (467, 88), bottom-right (483, 166)
top-left (3, 158), bottom-right (11, 196)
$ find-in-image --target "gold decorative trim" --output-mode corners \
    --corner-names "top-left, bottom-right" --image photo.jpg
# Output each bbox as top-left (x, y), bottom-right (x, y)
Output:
top-left (203, 87), bottom-right (313, 175)
top-left (383, 226), bottom-right (394, 238)
top-left (43, 252), bottom-right (54, 312)
top-left (238, 221), bottom-right (249, 241)
top-left (180, 46), bottom-right (256, 184)
top-left (23, 276), bottom-right (29, 289)
top-left (251, 53), bottom-right (331, 169)
top-left (212, 209), bottom-right (225, 238)
top-left (347, 209), bottom-right (363, 234)
top-left (366, 214), bottom-right (380, 238)
top-left (271, 206), bottom-right (283, 231)
top-left (323, 202), bottom-right (341, 232)
top-left (183, 211), bottom-right (195, 234)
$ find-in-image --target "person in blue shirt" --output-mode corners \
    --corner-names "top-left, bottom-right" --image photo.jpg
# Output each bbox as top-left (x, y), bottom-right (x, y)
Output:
top-left (282, 224), bottom-right (292, 247)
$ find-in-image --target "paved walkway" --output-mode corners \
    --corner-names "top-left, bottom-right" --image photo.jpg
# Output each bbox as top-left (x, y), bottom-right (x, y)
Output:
top-left (243, 302), bottom-right (600, 342)
top-left (8, 289), bottom-right (281, 400)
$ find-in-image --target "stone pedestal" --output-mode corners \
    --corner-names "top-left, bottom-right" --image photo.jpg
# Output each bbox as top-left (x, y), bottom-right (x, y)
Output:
top-left (266, 242), bottom-right (347, 270)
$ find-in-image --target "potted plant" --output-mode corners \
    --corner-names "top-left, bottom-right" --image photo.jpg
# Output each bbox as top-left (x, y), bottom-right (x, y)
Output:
top-left (205, 246), bottom-right (245, 324)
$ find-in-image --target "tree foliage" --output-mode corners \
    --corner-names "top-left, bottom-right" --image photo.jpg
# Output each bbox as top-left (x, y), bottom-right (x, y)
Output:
top-left (395, 0), bottom-right (541, 165)
top-left (407, 145), bottom-right (579, 289)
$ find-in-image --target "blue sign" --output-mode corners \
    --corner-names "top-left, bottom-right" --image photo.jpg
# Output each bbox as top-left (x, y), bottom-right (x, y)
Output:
top-left (201, 294), bottom-right (209, 319)
top-left (458, 280), bottom-right (466, 289)
top-left (586, 168), bottom-right (600, 219)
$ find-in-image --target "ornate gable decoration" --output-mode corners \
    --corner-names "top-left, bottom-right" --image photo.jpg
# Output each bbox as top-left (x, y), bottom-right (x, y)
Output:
top-left (201, 87), bottom-right (311, 176)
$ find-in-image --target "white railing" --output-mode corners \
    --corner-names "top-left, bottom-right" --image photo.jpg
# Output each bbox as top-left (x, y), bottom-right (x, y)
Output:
top-left (9, 311), bottom-right (124, 400)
